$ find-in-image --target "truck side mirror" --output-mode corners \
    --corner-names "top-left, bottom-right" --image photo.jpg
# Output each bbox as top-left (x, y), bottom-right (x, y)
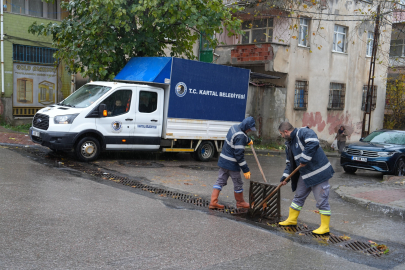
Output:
top-left (99, 104), bottom-right (107, 117)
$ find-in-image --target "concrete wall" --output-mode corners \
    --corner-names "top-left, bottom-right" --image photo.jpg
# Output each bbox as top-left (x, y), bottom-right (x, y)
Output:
top-left (246, 85), bottom-right (287, 142)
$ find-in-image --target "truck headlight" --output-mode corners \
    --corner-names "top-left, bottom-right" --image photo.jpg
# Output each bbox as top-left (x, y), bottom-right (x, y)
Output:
top-left (378, 152), bottom-right (395, 157)
top-left (54, 114), bottom-right (79, 124)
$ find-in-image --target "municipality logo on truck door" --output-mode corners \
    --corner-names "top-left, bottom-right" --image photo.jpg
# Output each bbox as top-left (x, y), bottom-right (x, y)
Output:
top-left (175, 82), bottom-right (187, 97)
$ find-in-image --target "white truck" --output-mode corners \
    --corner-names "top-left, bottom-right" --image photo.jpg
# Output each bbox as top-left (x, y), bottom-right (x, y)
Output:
top-left (29, 57), bottom-right (250, 162)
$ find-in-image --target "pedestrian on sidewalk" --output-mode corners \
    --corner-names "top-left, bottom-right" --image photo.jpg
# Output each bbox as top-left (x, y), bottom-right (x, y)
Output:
top-left (209, 116), bottom-right (256, 210)
top-left (278, 122), bottom-right (335, 235)
top-left (335, 126), bottom-right (348, 154)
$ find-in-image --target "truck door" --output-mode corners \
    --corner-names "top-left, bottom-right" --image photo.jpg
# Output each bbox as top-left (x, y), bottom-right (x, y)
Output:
top-left (95, 88), bottom-right (136, 149)
top-left (133, 87), bottom-right (163, 149)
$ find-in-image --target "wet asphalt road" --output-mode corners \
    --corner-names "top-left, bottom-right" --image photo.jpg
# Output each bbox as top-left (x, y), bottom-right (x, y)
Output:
top-left (0, 146), bottom-right (404, 269)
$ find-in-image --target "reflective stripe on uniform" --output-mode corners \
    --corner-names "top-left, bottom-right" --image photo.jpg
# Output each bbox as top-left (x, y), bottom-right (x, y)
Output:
top-left (239, 161), bottom-right (246, 166)
top-left (234, 189), bottom-right (243, 193)
top-left (305, 138), bottom-right (319, 143)
top-left (301, 162), bottom-right (332, 179)
top-left (283, 173), bottom-right (289, 177)
top-left (291, 202), bottom-right (302, 211)
top-left (296, 128), bottom-right (305, 151)
top-left (213, 185), bottom-right (222, 190)
top-left (319, 209), bottom-right (331, 215)
top-left (220, 153), bottom-right (237, 162)
top-left (301, 153), bottom-right (312, 161)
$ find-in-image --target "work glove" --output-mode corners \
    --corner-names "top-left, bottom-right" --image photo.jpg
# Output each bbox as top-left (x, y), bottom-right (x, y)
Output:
top-left (244, 171), bottom-right (251, 180)
top-left (248, 140), bottom-right (253, 146)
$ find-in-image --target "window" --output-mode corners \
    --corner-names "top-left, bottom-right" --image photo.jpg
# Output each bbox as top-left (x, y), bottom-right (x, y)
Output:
top-left (8, 0), bottom-right (59, 19)
top-left (299, 18), bottom-right (310, 47)
top-left (139, 91), bottom-right (157, 113)
top-left (241, 18), bottom-right (273, 44)
top-left (366, 32), bottom-right (373, 57)
top-left (13, 44), bottom-right (57, 64)
top-left (328, 83), bottom-right (345, 109)
top-left (333, 25), bottom-right (347, 53)
top-left (47, 1), bottom-right (58, 19)
top-left (102, 90), bottom-right (132, 117)
top-left (29, 0), bottom-right (43, 17)
top-left (294, 81), bottom-right (308, 109)
top-left (390, 39), bottom-right (405, 57)
top-left (361, 85), bottom-right (377, 111)
top-left (11, 0), bottom-right (25, 14)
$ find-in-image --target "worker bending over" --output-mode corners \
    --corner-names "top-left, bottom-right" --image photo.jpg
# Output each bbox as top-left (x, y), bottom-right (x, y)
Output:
top-left (209, 116), bottom-right (256, 210)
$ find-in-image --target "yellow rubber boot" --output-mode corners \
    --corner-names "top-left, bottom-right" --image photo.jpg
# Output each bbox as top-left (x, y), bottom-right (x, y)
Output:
top-left (312, 214), bottom-right (330, 235)
top-left (279, 208), bottom-right (300, 226)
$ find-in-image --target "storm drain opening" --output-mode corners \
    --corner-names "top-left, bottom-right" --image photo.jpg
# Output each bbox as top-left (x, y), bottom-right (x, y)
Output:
top-left (342, 241), bottom-right (383, 258)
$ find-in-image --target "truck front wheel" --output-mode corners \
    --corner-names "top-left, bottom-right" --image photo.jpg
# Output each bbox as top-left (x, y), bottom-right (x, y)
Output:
top-left (75, 136), bottom-right (100, 162)
top-left (196, 141), bottom-right (215, 162)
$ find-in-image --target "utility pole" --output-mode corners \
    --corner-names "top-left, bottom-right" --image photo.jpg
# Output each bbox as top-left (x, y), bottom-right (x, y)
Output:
top-left (361, 4), bottom-right (381, 138)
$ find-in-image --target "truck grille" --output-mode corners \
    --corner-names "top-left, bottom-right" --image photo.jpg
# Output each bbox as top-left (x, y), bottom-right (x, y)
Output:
top-left (346, 148), bottom-right (378, 158)
top-left (32, 113), bottom-right (49, 130)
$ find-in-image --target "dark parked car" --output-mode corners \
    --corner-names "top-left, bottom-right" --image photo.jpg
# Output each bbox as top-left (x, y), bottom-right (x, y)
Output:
top-left (340, 129), bottom-right (405, 175)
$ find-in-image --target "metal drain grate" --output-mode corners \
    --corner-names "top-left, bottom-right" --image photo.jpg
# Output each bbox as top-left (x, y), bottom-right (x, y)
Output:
top-left (249, 181), bottom-right (281, 219)
top-left (60, 160), bottom-right (246, 214)
top-left (342, 241), bottom-right (383, 257)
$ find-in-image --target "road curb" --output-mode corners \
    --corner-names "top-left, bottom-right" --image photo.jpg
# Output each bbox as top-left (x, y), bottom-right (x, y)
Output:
top-left (334, 186), bottom-right (405, 220)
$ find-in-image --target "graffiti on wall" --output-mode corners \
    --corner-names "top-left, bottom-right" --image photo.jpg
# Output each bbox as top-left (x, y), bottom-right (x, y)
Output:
top-left (302, 111), bottom-right (363, 137)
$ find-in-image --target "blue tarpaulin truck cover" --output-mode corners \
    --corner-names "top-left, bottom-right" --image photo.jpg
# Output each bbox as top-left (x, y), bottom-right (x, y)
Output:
top-left (114, 57), bottom-right (250, 123)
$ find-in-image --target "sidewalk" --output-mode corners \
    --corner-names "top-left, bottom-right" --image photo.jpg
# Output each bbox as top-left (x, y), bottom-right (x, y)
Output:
top-left (0, 126), bottom-right (35, 146)
top-left (334, 176), bottom-right (405, 219)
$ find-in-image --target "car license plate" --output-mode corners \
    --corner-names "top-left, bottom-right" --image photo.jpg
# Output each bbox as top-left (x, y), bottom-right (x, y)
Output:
top-left (352, 156), bottom-right (367, 162)
top-left (32, 130), bottom-right (40, 137)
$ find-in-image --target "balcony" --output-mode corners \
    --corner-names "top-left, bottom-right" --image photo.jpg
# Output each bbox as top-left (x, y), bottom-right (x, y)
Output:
top-left (214, 42), bottom-right (289, 73)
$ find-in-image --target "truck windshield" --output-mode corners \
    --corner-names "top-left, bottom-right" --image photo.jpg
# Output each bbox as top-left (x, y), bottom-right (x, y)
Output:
top-left (363, 131), bottom-right (405, 145)
top-left (59, 84), bottom-right (111, 108)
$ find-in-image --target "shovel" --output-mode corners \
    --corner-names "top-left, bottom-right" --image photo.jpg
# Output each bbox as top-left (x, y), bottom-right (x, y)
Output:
top-left (249, 163), bottom-right (303, 216)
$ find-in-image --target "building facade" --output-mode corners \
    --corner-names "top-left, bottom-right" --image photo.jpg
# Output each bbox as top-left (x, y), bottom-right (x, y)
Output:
top-left (216, 0), bottom-right (391, 143)
top-left (0, 0), bottom-right (71, 124)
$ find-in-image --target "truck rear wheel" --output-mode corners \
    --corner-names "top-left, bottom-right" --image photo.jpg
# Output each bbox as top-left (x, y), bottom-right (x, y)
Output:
top-left (196, 141), bottom-right (215, 162)
top-left (75, 136), bottom-right (100, 162)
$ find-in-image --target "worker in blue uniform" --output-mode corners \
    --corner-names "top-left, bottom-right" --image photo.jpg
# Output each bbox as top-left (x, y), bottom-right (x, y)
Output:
top-left (209, 116), bottom-right (256, 210)
top-left (278, 121), bottom-right (334, 235)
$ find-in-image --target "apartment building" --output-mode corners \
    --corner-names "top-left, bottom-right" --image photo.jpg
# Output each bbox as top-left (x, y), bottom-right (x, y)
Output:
top-left (215, 0), bottom-right (391, 143)
top-left (0, 0), bottom-right (71, 124)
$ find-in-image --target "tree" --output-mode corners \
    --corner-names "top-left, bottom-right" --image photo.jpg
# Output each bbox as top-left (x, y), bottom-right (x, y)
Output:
top-left (384, 73), bottom-right (405, 129)
top-left (28, 0), bottom-right (243, 80)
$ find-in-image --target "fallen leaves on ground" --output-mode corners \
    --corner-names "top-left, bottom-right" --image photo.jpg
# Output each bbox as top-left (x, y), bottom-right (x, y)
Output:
top-left (342, 220), bottom-right (349, 223)
top-left (311, 210), bottom-right (320, 214)
top-left (340, 235), bottom-right (351, 240)
top-left (184, 183), bottom-right (193, 185)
